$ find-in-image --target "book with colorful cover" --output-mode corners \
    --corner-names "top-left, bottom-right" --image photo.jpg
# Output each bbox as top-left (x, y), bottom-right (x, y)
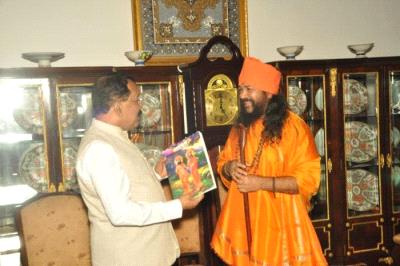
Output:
top-left (162, 131), bottom-right (216, 199)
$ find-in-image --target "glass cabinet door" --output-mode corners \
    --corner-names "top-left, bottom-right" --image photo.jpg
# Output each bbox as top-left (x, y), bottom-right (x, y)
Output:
top-left (0, 78), bottom-right (50, 261)
top-left (128, 82), bottom-right (174, 165)
top-left (390, 71), bottom-right (400, 213)
top-left (286, 75), bottom-right (328, 221)
top-left (0, 79), bottom-right (51, 193)
top-left (342, 72), bottom-right (381, 218)
top-left (56, 84), bottom-right (94, 192)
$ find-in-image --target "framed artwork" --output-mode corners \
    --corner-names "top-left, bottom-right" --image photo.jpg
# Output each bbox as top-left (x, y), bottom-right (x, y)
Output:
top-left (131, 0), bottom-right (248, 65)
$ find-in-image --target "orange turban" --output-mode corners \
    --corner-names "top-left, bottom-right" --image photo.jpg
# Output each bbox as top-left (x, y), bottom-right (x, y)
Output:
top-left (238, 57), bottom-right (281, 95)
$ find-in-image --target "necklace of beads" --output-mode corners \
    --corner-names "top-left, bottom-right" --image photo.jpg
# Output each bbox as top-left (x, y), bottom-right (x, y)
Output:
top-left (243, 134), bottom-right (266, 172)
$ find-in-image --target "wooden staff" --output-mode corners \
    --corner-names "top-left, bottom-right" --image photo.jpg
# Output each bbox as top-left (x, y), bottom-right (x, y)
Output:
top-left (238, 124), bottom-right (252, 256)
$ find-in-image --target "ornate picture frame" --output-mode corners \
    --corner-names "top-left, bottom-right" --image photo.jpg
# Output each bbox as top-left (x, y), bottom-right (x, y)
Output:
top-left (131, 0), bottom-right (248, 65)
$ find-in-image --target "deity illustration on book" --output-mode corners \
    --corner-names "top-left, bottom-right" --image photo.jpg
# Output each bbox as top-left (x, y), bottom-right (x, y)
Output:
top-left (162, 131), bottom-right (216, 199)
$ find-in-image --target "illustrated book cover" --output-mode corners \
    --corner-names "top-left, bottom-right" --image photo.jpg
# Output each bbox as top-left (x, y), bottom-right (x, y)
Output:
top-left (162, 131), bottom-right (216, 199)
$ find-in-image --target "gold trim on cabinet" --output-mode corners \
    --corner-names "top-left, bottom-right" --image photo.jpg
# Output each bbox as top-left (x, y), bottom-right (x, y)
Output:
top-left (327, 158), bottom-right (333, 173)
top-left (379, 256), bottom-right (394, 265)
top-left (380, 154), bottom-right (385, 169)
top-left (178, 75), bottom-right (184, 106)
top-left (387, 153), bottom-right (393, 168)
top-left (329, 68), bottom-right (337, 97)
top-left (380, 217), bottom-right (385, 223)
top-left (347, 221), bottom-right (384, 254)
top-left (39, 82), bottom-right (51, 192)
top-left (328, 252), bottom-right (333, 258)
top-left (314, 224), bottom-right (332, 256)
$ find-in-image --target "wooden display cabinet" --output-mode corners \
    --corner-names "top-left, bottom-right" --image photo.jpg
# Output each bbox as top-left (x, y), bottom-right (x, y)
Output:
top-left (0, 66), bottom-right (202, 264)
top-left (273, 56), bottom-right (400, 265)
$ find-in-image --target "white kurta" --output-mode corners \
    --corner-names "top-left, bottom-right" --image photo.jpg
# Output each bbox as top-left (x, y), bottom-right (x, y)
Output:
top-left (76, 119), bottom-right (181, 266)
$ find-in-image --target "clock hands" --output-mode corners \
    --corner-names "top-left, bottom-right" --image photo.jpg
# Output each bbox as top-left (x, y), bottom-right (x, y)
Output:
top-left (219, 94), bottom-right (226, 114)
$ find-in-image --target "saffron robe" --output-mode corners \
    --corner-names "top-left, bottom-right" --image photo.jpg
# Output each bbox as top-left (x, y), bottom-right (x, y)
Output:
top-left (211, 111), bottom-right (327, 266)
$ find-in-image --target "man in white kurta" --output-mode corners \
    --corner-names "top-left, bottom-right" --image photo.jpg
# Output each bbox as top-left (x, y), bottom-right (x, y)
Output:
top-left (76, 74), bottom-right (203, 266)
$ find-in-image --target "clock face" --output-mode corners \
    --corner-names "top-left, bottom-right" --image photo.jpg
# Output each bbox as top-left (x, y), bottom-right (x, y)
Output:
top-left (204, 74), bottom-right (238, 127)
top-left (205, 89), bottom-right (238, 126)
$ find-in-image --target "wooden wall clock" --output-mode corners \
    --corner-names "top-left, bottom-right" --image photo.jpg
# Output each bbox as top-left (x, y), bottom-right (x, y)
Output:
top-left (180, 35), bottom-right (244, 149)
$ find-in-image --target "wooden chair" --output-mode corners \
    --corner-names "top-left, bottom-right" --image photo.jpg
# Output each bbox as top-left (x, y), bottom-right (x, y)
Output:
top-left (16, 192), bottom-right (91, 266)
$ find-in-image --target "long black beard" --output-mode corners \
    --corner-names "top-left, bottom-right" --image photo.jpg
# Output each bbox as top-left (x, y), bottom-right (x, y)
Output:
top-left (237, 99), bottom-right (265, 127)
top-left (237, 94), bottom-right (289, 143)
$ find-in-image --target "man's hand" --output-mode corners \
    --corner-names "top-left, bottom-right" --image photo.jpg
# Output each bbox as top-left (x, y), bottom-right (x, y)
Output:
top-left (234, 175), bottom-right (262, 193)
top-left (154, 156), bottom-right (167, 178)
top-left (179, 189), bottom-right (204, 210)
top-left (224, 160), bottom-right (248, 180)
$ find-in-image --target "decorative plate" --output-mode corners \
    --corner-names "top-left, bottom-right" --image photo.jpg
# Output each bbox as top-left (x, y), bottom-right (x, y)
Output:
top-left (287, 85), bottom-right (307, 115)
top-left (346, 169), bottom-right (379, 212)
top-left (13, 89), bottom-right (44, 134)
top-left (62, 140), bottom-right (79, 191)
top-left (343, 79), bottom-right (368, 115)
top-left (139, 93), bottom-right (162, 128)
top-left (59, 93), bottom-right (78, 129)
top-left (13, 91), bottom-right (78, 134)
top-left (315, 87), bottom-right (324, 111)
top-left (19, 143), bottom-right (48, 192)
top-left (136, 143), bottom-right (162, 167)
top-left (392, 126), bottom-right (400, 147)
top-left (345, 121), bottom-right (377, 163)
top-left (314, 128), bottom-right (325, 156)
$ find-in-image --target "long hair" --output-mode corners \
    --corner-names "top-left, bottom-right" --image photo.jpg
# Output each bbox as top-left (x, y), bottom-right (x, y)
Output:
top-left (262, 93), bottom-right (288, 143)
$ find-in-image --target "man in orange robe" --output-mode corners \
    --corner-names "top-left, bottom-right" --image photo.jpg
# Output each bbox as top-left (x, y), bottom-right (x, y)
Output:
top-left (211, 57), bottom-right (327, 265)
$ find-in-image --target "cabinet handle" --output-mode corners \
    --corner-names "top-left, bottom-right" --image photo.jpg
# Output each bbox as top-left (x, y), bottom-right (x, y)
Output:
top-left (58, 183), bottom-right (65, 192)
top-left (387, 153), bottom-right (393, 168)
top-left (378, 256), bottom-right (394, 265)
top-left (327, 158), bottom-right (333, 174)
top-left (178, 75), bottom-right (184, 106)
top-left (49, 183), bottom-right (57, 192)
top-left (329, 68), bottom-right (337, 97)
top-left (380, 154), bottom-right (385, 169)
